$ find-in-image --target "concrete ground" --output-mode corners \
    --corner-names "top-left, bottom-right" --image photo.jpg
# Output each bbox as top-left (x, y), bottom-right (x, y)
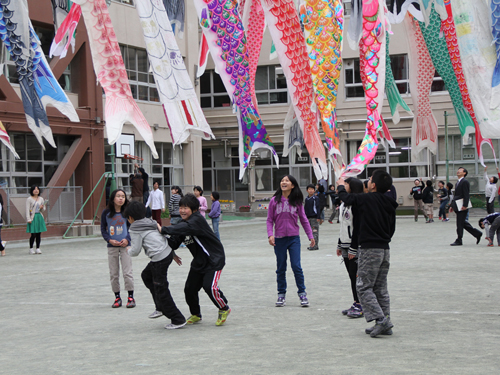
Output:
top-left (1, 216), bottom-right (499, 375)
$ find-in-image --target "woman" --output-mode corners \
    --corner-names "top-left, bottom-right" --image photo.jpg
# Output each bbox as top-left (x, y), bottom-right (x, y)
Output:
top-left (26, 185), bottom-right (47, 254)
top-left (100, 189), bottom-right (135, 308)
top-left (484, 167), bottom-right (497, 214)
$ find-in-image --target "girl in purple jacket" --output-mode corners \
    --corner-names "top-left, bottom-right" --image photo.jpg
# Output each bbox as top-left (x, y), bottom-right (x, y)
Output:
top-left (267, 175), bottom-right (315, 307)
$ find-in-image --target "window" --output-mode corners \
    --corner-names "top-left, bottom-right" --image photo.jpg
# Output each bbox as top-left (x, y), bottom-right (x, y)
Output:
top-left (344, 59), bottom-right (364, 98)
top-left (200, 65), bottom-right (288, 108)
top-left (431, 71), bottom-right (445, 92)
top-left (390, 54), bottom-right (409, 95)
top-left (120, 45), bottom-right (159, 103)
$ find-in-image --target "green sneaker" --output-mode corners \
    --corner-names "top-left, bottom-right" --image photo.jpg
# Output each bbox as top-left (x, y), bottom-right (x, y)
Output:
top-left (215, 308), bottom-right (231, 326)
top-left (186, 315), bottom-right (202, 324)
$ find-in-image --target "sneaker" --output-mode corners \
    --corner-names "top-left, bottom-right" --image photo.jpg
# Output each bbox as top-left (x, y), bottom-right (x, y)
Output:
top-left (276, 296), bottom-right (286, 307)
top-left (186, 315), bottom-right (202, 324)
top-left (365, 326), bottom-right (393, 335)
top-left (342, 304), bottom-right (355, 316)
top-left (149, 310), bottom-right (163, 319)
top-left (299, 294), bottom-right (309, 307)
top-left (308, 247), bottom-right (319, 251)
top-left (216, 308), bottom-right (231, 326)
top-left (347, 303), bottom-right (363, 318)
top-left (165, 321), bottom-right (187, 330)
top-left (112, 297), bottom-right (122, 308)
top-left (29, 248), bottom-right (35, 255)
top-left (328, 220), bottom-right (333, 224)
top-left (488, 241), bottom-right (494, 247)
top-left (443, 218), bottom-right (450, 222)
top-left (369, 316), bottom-right (394, 338)
top-left (414, 218), bottom-right (418, 222)
top-left (35, 248), bottom-right (42, 254)
top-left (126, 297), bottom-right (136, 308)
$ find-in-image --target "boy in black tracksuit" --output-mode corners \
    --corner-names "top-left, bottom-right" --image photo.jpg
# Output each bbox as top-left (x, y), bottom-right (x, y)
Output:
top-left (410, 178), bottom-right (428, 222)
top-left (305, 184), bottom-right (320, 250)
top-left (337, 170), bottom-right (398, 338)
top-left (161, 194), bottom-right (230, 326)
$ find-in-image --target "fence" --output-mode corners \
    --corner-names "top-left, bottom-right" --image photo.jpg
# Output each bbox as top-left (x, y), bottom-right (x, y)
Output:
top-left (0, 186), bottom-right (84, 226)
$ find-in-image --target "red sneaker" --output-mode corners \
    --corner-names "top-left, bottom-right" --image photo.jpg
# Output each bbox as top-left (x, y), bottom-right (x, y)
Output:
top-left (112, 298), bottom-right (122, 308)
top-left (127, 297), bottom-right (136, 308)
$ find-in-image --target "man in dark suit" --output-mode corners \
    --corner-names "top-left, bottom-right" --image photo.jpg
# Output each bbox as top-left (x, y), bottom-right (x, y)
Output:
top-left (450, 167), bottom-right (482, 246)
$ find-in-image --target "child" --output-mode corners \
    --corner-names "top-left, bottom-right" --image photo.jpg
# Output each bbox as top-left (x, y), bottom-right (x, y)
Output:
top-left (125, 201), bottom-right (186, 329)
top-left (100, 189), bottom-right (135, 308)
top-left (208, 191), bottom-right (221, 240)
top-left (193, 186), bottom-right (208, 218)
top-left (437, 181), bottom-right (449, 221)
top-left (478, 212), bottom-right (500, 246)
top-left (422, 180), bottom-right (434, 223)
top-left (484, 167), bottom-right (497, 214)
top-left (26, 184), bottom-right (47, 254)
top-left (266, 175), bottom-right (315, 307)
top-left (316, 184), bottom-right (327, 224)
top-left (337, 170), bottom-right (398, 337)
top-left (304, 184), bottom-right (320, 250)
top-left (410, 178), bottom-right (428, 222)
top-left (160, 194), bottom-right (231, 326)
top-left (337, 177), bottom-right (364, 319)
top-left (168, 186), bottom-right (183, 225)
top-left (145, 181), bottom-right (165, 224)
top-left (326, 184), bottom-right (339, 224)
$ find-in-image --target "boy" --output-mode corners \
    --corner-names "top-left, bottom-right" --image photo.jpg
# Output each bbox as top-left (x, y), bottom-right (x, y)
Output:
top-left (410, 178), bottom-right (428, 222)
top-left (422, 180), bottom-right (434, 223)
top-left (160, 194), bottom-right (231, 326)
top-left (304, 184), bottom-right (320, 250)
top-left (124, 201), bottom-right (186, 330)
top-left (337, 170), bottom-right (398, 338)
top-left (478, 212), bottom-right (500, 246)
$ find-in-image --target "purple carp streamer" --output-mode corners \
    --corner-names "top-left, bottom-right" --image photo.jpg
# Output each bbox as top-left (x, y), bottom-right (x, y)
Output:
top-left (194, 0), bottom-right (277, 179)
top-left (73, 0), bottom-right (158, 158)
top-left (135, 0), bottom-right (214, 146)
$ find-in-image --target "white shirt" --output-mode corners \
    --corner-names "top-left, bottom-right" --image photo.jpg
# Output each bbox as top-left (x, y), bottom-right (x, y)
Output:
top-left (145, 189), bottom-right (165, 210)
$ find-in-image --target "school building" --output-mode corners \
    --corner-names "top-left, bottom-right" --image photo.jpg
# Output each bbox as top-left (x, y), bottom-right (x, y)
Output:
top-left (0, 0), bottom-right (495, 226)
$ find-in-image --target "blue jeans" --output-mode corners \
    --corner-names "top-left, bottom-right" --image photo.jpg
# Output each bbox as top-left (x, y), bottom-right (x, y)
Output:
top-left (274, 236), bottom-right (306, 296)
top-left (211, 216), bottom-right (220, 240)
top-left (439, 200), bottom-right (447, 219)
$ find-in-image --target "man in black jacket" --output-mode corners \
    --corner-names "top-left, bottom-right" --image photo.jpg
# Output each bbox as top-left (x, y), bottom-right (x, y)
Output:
top-left (337, 170), bottom-right (398, 338)
top-left (135, 163), bottom-right (150, 203)
top-left (410, 178), bottom-right (428, 222)
top-left (450, 167), bottom-right (482, 246)
top-left (160, 194), bottom-right (231, 326)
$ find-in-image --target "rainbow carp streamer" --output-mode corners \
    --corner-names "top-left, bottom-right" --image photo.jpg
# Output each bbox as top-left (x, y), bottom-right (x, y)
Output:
top-left (194, 0), bottom-right (278, 179)
top-left (300, 0), bottom-right (344, 177)
top-left (342, 0), bottom-right (392, 178)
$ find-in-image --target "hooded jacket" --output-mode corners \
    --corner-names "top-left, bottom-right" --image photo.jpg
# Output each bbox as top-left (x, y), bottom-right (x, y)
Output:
top-left (128, 217), bottom-right (171, 262)
top-left (338, 186), bottom-right (398, 249)
top-left (266, 196), bottom-right (313, 239)
top-left (161, 211), bottom-right (225, 271)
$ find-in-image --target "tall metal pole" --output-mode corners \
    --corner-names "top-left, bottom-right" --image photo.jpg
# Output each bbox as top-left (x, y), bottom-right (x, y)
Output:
top-left (445, 111), bottom-right (449, 183)
top-left (110, 144), bottom-right (117, 192)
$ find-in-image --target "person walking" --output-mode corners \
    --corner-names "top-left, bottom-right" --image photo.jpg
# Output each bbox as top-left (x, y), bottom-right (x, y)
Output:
top-left (26, 185), bottom-right (47, 255)
top-left (484, 167), bottom-right (497, 214)
top-left (145, 181), bottom-right (165, 223)
top-left (450, 167), bottom-right (482, 246)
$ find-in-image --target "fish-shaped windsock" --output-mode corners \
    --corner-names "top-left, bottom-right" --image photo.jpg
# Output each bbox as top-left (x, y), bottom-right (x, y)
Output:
top-left (451, 0), bottom-right (500, 139)
top-left (282, 105), bottom-right (305, 158)
top-left (72, 0), bottom-right (158, 158)
top-left (386, 0), bottom-right (422, 23)
top-left (0, 0), bottom-right (56, 149)
top-left (0, 121), bottom-right (19, 159)
top-left (135, 0), bottom-right (214, 146)
top-left (490, 0), bottom-right (500, 107)
top-left (384, 32), bottom-right (412, 124)
top-left (300, 0), bottom-right (344, 177)
top-left (440, 0), bottom-right (494, 166)
top-left (50, 4), bottom-right (81, 59)
top-left (404, 13), bottom-right (438, 161)
top-left (346, 0), bottom-right (362, 50)
top-left (342, 0), bottom-right (392, 178)
top-left (419, 0), bottom-right (447, 25)
top-left (260, 0), bottom-right (327, 180)
top-left (194, 0), bottom-right (277, 179)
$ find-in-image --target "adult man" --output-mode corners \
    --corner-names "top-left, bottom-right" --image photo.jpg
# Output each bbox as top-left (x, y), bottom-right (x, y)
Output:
top-left (135, 163), bottom-right (150, 203)
top-left (130, 173), bottom-right (144, 203)
top-left (450, 167), bottom-right (482, 246)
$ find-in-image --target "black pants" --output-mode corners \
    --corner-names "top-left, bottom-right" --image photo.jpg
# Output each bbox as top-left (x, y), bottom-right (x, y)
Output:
top-left (141, 253), bottom-right (185, 325)
top-left (343, 256), bottom-right (359, 303)
top-left (455, 210), bottom-right (481, 241)
top-left (29, 233), bottom-right (41, 248)
top-left (184, 268), bottom-right (228, 317)
top-left (486, 197), bottom-right (495, 214)
top-left (0, 227), bottom-right (4, 250)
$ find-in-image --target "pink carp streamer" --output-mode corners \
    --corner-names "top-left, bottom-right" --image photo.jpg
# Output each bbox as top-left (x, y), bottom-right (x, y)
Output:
top-left (0, 121), bottom-right (19, 159)
top-left (300, 0), bottom-right (344, 177)
top-left (342, 0), bottom-right (392, 178)
top-left (260, 0), bottom-right (327, 179)
top-left (404, 13), bottom-right (438, 160)
top-left (72, 0), bottom-right (158, 158)
top-left (240, 0), bottom-right (265, 110)
top-left (49, 4), bottom-right (81, 59)
top-left (441, 0), bottom-right (494, 166)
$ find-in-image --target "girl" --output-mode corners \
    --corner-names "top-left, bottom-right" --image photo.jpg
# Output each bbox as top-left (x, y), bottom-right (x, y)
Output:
top-left (336, 177), bottom-right (364, 318)
top-left (0, 193), bottom-right (5, 256)
top-left (168, 186), bottom-right (183, 225)
top-left (266, 175), bottom-right (315, 307)
top-left (26, 185), bottom-right (47, 254)
top-left (193, 186), bottom-right (207, 218)
top-left (100, 189), bottom-right (135, 308)
top-left (437, 181), bottom-right (449, 221)
top-left (208, 191), bottom-right (221, 240)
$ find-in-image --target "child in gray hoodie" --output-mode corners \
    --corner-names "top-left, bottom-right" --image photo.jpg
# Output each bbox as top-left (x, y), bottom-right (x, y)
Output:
top-left (125, 201), bottom-right (186, 330)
